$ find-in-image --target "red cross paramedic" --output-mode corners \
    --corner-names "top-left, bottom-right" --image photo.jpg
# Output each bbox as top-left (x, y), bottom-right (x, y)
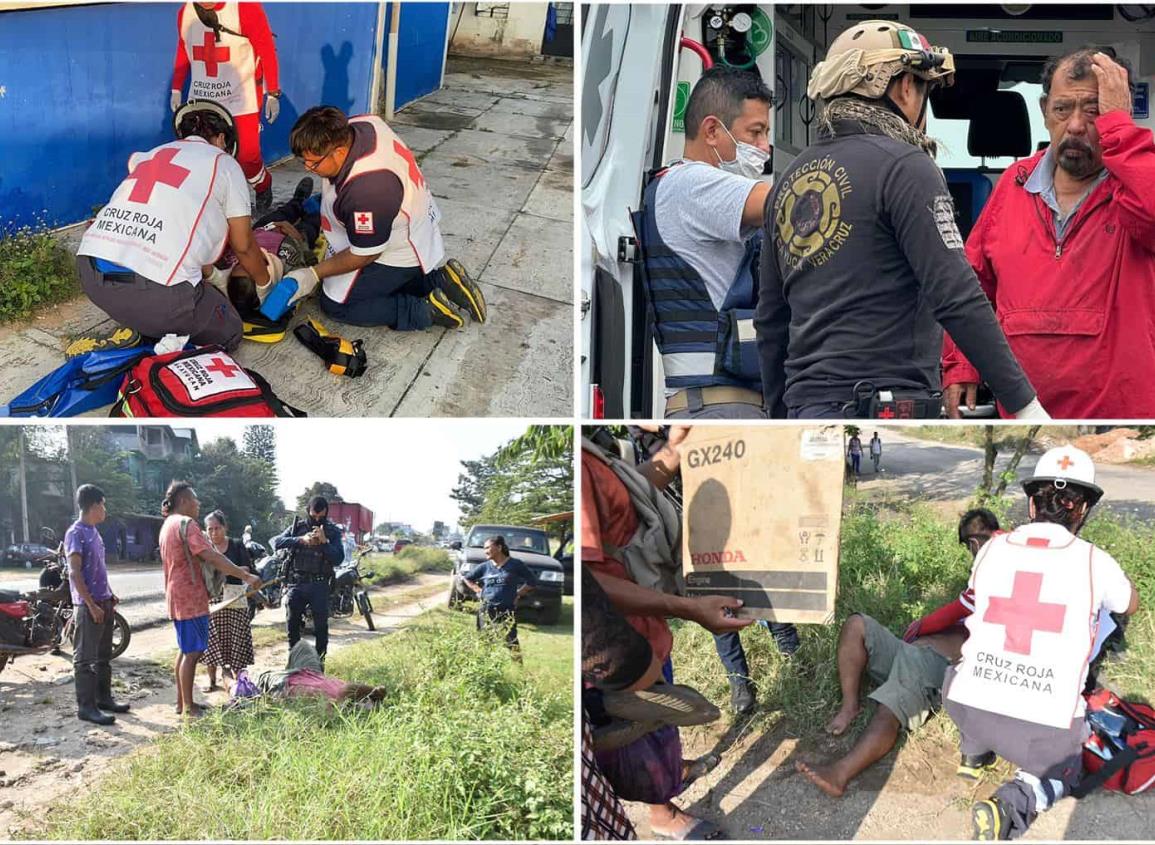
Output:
top-left (256, 106), bottom-right (489, 333)
top-left (943, 446), bottom-right (1139, 840)
top-left (172, 2), bottom-right (280, 215)
top-left (77, 101), bottom-right (282, 351)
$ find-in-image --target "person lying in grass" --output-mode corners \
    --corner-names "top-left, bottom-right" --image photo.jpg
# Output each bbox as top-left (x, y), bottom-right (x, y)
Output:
top-left (235, 640), bottom-right (387, 710)
top-left (795, 508), bottom-right (1000, 798)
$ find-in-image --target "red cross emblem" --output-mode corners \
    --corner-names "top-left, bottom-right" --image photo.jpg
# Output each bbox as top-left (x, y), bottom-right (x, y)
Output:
top-left (125, 149), bottom-right (191, 203)
top-left (357, 213), bottom-right (371, 226)
top-left (1059, 455), bottom-right (1074, 470)
top-left (877, 406), bottom-right (896, 419)
top-left (192, 31), bottom-right (231, 78)
top-left (205, 357), bottom-right (241, 378)
top-left (393, 139), bottom-right (426, 189)
top-left (984, 571), bottom-right (1067, 655)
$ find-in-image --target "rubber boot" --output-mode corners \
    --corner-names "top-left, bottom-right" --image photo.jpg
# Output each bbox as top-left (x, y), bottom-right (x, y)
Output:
top-left (254, 187), bottom-right (273, 216)
top-left (97, 665), bottom-right (130, 713)
top-left (76, 670), bottom-right (115, 726)
top-left (729, 678), bottom-right (756, 716)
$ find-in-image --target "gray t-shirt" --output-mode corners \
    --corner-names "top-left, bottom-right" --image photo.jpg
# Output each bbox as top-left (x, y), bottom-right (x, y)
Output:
top-left (654, 160), bottom-right (760, 311)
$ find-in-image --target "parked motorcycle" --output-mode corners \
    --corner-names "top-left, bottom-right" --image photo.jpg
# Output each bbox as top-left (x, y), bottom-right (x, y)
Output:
top-left (37, 551), bottom-right (131, 660)
top-left (0, 588), bottom-right (57, 676)
top-left (330, 548), bottom-right (376, 631)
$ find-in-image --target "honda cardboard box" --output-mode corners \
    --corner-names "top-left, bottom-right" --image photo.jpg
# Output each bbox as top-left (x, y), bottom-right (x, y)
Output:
top-left (681, 426), bottom-right (844, 625)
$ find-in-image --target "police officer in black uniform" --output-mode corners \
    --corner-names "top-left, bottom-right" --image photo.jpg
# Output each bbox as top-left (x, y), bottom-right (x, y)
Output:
top-left (273, 495), bottom-right (344, 663)
top-left (754, 20), bottom-right (1049, 422)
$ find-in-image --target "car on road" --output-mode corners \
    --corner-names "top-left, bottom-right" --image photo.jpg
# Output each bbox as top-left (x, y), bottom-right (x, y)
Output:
top-left (448, 524), bottom-right (566, 625)
top-left (3, 543), bottom-right (56, 569)
top-left (392, 539), bottom-right (411, 554)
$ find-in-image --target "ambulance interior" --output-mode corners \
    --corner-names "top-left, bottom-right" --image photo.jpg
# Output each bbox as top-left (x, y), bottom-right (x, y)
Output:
top-left (582, 4), bottom-right (1155, 418)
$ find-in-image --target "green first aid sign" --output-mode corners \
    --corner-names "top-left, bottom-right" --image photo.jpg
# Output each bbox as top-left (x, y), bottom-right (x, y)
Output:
top-left (673, 81), bottom-right (690, 133)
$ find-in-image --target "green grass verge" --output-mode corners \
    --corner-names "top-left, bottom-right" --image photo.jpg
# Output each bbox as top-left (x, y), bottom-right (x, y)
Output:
top-left (0, 225), bottom-right (79, 322)
top-left (361, 546), bottom-right (454, 586)
top-left (33, 600), bottom-right (573, 841)
top-left (671, 495), bottom-right (1155, 753)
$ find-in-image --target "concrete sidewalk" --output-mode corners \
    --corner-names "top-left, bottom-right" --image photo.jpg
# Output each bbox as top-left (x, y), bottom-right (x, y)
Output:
top-left (0, 56), bottom-right (573, 418)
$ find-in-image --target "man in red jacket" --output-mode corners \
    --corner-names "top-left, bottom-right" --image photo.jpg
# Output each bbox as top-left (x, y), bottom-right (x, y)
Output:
top-left (172, 2), bottom-right (280, 214)
top-left (943, 49), bottom-right (1155, 419)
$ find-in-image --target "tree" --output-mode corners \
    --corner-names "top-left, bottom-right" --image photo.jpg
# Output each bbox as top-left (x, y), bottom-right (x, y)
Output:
top-left (242, 425), bottom-right (277, 467)
top-left (978, 425), bottom-right (1043, 500)
top-left (296, 482), bottom-right (342, 513)
top-left (454, 428), bottom-right (574, 541)
top-left (451, 454), bottom-right (499, 526)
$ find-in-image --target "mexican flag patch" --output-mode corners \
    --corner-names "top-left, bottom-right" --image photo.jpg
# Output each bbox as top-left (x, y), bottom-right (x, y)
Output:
top-left (897, 29), bottom-right (931, 51)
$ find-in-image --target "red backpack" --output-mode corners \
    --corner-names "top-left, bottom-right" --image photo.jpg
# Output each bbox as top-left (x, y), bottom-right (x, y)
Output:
top-left (1078, 688), bottom-right (1155, 796)
top-left (110, 346), bottom-right (305, 418)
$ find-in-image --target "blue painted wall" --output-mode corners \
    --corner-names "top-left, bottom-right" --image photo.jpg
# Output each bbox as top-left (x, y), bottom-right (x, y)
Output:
top-left (381, 3), bottom-right (451, 109)
top-left (0, 2), bottom-right (382, 232)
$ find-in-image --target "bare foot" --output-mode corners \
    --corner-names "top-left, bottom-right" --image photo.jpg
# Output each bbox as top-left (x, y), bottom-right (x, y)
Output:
top-left (650, 803), bottom-right (716, 839)
top-left (202, 684), bottom-right (221, 693)
top-left (825, 703), bottom-right (860, 736)
top-left (796, 760), bottom-right (847, 798)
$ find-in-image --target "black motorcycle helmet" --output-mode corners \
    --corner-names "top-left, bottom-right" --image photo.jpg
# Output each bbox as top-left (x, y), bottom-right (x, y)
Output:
top-left (173, 99), bottom-right (238, 157)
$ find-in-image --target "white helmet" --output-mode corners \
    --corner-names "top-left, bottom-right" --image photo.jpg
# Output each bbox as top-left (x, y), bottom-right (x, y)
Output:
top-left (1023, 446), bottom-right (1103, 506)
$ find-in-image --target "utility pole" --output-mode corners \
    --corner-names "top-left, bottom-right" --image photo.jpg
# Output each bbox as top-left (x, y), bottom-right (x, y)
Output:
top-left (18, 427), bottom-right (30, 543)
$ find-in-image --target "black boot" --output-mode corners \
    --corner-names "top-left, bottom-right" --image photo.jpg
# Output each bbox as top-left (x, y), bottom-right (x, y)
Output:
top-left (97, 665), bottom-right (130, 713)
top-left (729, 678), bottom-right (756, 716)
top-left (957, 750), bottom-right (997, 780)
top-left (254, 187), bottom-right (273, 216)
top-left (292, 176), bottom-right (315, 205)
top-left (76, 670), bottom-right (115, 726)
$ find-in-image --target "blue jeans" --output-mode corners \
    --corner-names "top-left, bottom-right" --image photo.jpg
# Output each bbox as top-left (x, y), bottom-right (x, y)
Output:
top-left (714, 621), bottom-right (800, 683)
top-left (320, 263), bottom-right (434, 330)
top-left (286, 580), bottom-right (330, 660)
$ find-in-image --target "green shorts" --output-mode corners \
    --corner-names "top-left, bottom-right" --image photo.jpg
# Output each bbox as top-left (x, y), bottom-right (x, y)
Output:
top-left (859, 613), bottom-right (950, 732)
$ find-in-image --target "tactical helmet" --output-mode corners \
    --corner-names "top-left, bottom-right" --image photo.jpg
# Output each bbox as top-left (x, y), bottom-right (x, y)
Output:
top-left (173, 99), bottom-right (239, 157)
top-left (808, 20), bottom-right (955, 102)
top-left (1022, 446), bottom-right (1104, 506)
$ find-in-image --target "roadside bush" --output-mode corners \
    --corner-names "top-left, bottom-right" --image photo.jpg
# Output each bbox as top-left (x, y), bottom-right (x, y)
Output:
top-left (361, 546), bottom-right (453, 585)
top-left (35, 612), bottom-right (572, 841)
top-left (0, 223), bottom-right (78, 321)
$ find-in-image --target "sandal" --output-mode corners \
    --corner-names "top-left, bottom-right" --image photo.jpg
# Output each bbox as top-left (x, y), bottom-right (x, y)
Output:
top-left (683, 753), bottom-right (721, 787)
top-left (652, 817), bottom-right (728, 841)
top-left (603, 682), bottom-right (721, 727)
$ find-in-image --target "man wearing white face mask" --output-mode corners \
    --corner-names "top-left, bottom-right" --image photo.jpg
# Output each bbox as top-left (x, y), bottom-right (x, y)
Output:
top-left (755, 21), bottom-right (1047, 422)
top-left (634, 67), bottom-right (773, 418)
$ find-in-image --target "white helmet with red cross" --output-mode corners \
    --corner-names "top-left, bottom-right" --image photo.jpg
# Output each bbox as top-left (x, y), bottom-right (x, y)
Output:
top-left (1022, 446), bottom-right (1104, 506)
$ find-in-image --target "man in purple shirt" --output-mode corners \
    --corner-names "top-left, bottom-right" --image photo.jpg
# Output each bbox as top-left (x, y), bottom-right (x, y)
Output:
top-left (66, 484), bottom-right (129, 725)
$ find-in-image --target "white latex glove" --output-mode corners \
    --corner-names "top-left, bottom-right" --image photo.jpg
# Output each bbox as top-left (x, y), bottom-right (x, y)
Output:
top-left (170, 90), bottom-right (182, 113)
top-left (264, 94), bottom-right (280, 124)
top-left (203, 264), bottom-right (230, 293)
top-left (155, 333), bottom-right (189, 355)
top-left (1012, 396), bottom-right (1051, 420)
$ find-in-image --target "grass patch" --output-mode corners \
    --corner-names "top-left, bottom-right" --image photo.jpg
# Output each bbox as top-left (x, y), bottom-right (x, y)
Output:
top-left (33, 601), bottom-right (573, 841)
top-left (361, 547), bottom-right (454, 586)
top-left (671, 494), bottom-right (1155, 755)
top-left (0, 224), bottom-right (78, 321)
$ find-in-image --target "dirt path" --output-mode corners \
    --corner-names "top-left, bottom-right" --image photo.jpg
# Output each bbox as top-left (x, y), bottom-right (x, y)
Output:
top-left (0, 578), bottom-right (448, 837)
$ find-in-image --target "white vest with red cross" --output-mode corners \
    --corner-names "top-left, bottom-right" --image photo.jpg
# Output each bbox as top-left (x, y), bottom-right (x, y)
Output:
top-left (946, 524), bottom-right (1097, 729)
top-left (79, 138), bottom-right (236, 286)
top-left (180, 2), bottom-right (259, 117)
top-left (319, 115), bottom-right (445, 304)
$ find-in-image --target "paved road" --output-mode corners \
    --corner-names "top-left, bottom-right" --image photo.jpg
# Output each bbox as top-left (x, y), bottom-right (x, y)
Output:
top-left (0, 566), bottom-right (162, 600)
top-left (860, 429), bottom-right (1155, 520)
